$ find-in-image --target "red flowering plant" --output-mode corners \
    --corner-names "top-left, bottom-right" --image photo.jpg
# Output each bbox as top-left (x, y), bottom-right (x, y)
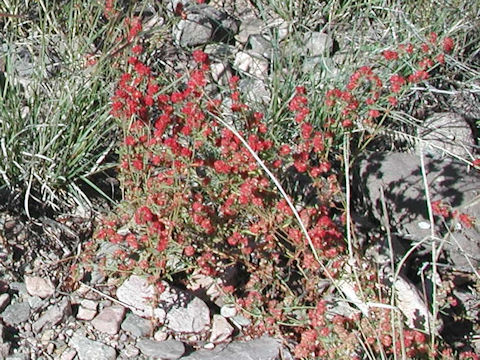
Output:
top-left (81, 12), bottom-right (348, 339)
top-left (322, 32), bottom-right (457, 147)
top-left (104, 47), bottom-right (345, 285)
top-left (77, 16), bottom-right (466, 358)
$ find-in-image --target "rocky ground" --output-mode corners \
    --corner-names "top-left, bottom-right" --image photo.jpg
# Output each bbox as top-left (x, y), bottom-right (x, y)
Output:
top-left (0, 0), bottom-right (479, 359)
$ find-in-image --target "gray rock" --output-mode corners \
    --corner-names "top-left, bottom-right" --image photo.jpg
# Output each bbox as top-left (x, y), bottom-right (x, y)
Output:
top-left (166, 296), bottom-right (210, 334)
top-left (27, 296), bottom-right (44, 311)
top-left (121, 344), bottom-right (140, 358)
top-left (303, 32), bottom-right (333, 57)
top-left (1, 302), bottom-right (30, 326)
top-left (182, 336), bottom-right (281, 360)
top-left (0, 342), bottom-right (10, 358)
top-left (25, 276), bottom-right (55, 298)
top-left (59, 348), bottom-right (77, 360)
top-left (418, 112), bottom-right (475, 159)
top-left (121, 312), bottom-right (154, 338)
top-left (247, 34), bottom-right (273, 59)
top-left (234, 51), bottom-right (269, 79)
top-left (220, 304), bottom-right (237, 318)
top-left (91, 305), bottom-right (125, 335)
top-left (117, 275), bottom-right (209, 333)
top-left (69, 331), bottom-right (116, 360)
top-left (174, 4), bottom-right (239, 47)
top-left (175, 14), bottom-right (213, 47)
top-left (32, 297), bottom-right (71, 333)
top-left (357, 152), bottom-right (480, 271)
top-left (236, 18), bottom-right (265, 44)
top-left (9, 283), bottom-right (27, 296)
top-left (136, 338), bottom-right (185, 359)
top-left (239, 78), bottom-right (270, 104)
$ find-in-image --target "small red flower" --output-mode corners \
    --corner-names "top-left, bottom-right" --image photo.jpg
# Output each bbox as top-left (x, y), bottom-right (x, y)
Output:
top-left (193, 49), bottom-right (209, 64)
top-left (368, 109), bottom-right (381, 118)
top-left (443, 37), bottom-right (454, 53)
top-left (135, 206), bottom-right (154, 225)
top-left (132, 44), bottom-right (143, 55)
top-left (279, 144), bottom-right (291, 156)
top-left (184, 245), bottom-right (195, 256)
top-left (382, 49), bottom-right (399, 61)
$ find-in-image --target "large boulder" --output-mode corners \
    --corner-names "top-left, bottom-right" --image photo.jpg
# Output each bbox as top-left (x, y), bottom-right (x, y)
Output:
top-left (356, 152), bottom-right (480, 272)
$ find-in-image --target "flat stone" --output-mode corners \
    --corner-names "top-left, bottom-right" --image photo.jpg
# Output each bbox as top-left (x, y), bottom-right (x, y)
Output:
top-left (33, 297), bottom-right (71, 333)
top-left (303, 32), bottom-right (333, 57)
top-left (220, 304), bottom-right (237, 318)
top-left (234, 51), bottom-right (269, 79)
top-left (1, 302), bottom-right (30, 326)
top-left (76, 306), bottom-right (97, 321)
top-left (136, 338), bottom-right (185, 360)
top-left (76, 300), bottom-right (98, 321)
top-left (394, 275), bottom-right (435, 331)
top-left (9, 283), bottom-right (27, 296)
top-left (59, 348), bottom-right (77, 360)
top-left (116, 275), bottom-right (166, 320)
top-left (69, 331), bottom-right (116, 360)
top-left (166, 296), bottom-right (210, 334)
top-left (418, 112), bottom-right (475, 159)
top-left (0, 342), bottom-right (11, 358)
top-left (182, 336), bottom-right (281, 360)
top-left (121, 312), bottom-right (154, 338)
top-left (91, 305), bottom-right (125, 335)
top-left (236, 18), bottom-right (264, 44)
top-left (247, 34), bottom-right (273, 59)
top-left (27, 296), bottom-right (44, 311)
top-left (25, 276), bottom-right (55, 298)
top-left (80, 299), bottom-right (98, 310)
top-left (357, 152), bottom-right (480, 272)
top-left (176, 14), bottom-right (213, 47)
top-left (121, 344), bottom-right (140, 358)
top-left (209, 315), bottom-right (234, 343)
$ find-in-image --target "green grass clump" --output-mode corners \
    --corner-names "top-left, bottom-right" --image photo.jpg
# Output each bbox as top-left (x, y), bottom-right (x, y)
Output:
top-left (0, 0), bottom-right (127, 213)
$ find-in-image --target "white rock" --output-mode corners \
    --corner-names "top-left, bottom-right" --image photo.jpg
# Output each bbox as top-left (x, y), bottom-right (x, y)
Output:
top-left (233, 51), bottom-right (269, 79)
top-left (166, 297), bottom-right (210, 333)
top-left (76, 306), bottom-right (97, 321)
top-left (154, 329), bottom-right (169, 342)
top-left (60, 348), bottom-right (77, 360)
top-left (209, 315), bottom-right (234, 343)
top-left (25, 276), bottom-right (55, 298)
top-left (116, 275), bottom-right (167, 321)
top-left (418, 221), bottom-right (431, 230)
top-left (77, 299), bottom-right (98, 320)
top-left (394, 276), bottom-right (433, 331)
top-left (220, 304), bottom-right (237, 318)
